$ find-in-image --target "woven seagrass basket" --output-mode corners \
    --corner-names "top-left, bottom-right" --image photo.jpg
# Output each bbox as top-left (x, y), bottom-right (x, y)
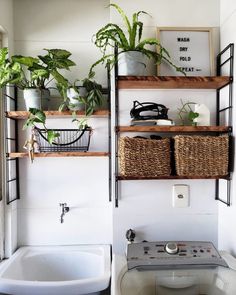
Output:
top-left (119, 137), bottom-right (171, 177)
top-left (174, 135), bottom-right (229, 177)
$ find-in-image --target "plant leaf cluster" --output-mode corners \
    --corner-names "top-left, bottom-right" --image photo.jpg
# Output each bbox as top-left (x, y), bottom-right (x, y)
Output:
top-left (90, 3), bottom-right (185, 75)
top-left (58, 70), bottom-right (104, 127)
top-left (178, 100), bottom-right (199, 126)
top-left (23, 108), bottom-right (60, 144)
top-left (0, 48), bottom-right (76, 89)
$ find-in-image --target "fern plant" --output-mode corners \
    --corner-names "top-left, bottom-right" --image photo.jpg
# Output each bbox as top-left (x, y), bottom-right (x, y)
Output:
top-left (90, 3), bottom-right (184, 75)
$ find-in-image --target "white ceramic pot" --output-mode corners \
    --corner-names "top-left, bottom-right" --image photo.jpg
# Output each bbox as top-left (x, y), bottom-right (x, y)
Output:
top-left (23, 88), bottom-right (50, 110)
top-left (118, 51), bottom-right (147, 76)
top-left (67, 87), bottom-right (87, 111)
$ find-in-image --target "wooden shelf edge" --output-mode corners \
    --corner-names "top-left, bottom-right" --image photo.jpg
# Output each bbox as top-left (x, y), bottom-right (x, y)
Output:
top-left (7, 152), bottom-right (110, 158)
top-left (118, 76), bottom-right (231, 90)
top-left (116, 125), bottom-right (231, 133)
top-left (117, 175), bottom-right (229, 180)
top-left (6, 109), bottom-right (110, 119)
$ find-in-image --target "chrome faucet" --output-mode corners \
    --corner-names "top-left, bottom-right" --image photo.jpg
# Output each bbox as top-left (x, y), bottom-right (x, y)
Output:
top-left (59, 203), bottom-right (70, 223)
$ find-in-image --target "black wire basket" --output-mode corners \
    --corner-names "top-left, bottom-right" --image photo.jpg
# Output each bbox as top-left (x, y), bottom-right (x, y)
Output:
top-left (34, 127), bottom-right (92, 152)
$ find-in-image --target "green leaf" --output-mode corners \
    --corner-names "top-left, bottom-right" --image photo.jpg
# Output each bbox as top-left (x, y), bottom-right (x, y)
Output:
top-left (0, 47), bottom-right (8, 65)
top-left (44, 49), bottom-right (72, 59)
top-left (109, 4), bottom-right (132, 39)
top-left (31, 69), bottom-right (49, 81)
top-left (28, 108), bottom-right (46, 124)
top-left (188, 111), bottom-right (199, 121)
top-left (47, 130), bottom-right (60, 144)
top-left (12, 55), bottom-right (39, 67)
top-left (51, 70), bottom-right (68, 87)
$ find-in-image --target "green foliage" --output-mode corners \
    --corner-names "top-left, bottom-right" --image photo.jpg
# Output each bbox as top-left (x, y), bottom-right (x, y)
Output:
top-left (90, 3), bottom-right (184, 75)
top-left (177, 100), bottom-right (199, 126)
top-left (0, 47), bottom-right (75, 89)
top-left (58, 71), bottom-right (104, 128)
top-left (23, 108), bottom-right (59, 144)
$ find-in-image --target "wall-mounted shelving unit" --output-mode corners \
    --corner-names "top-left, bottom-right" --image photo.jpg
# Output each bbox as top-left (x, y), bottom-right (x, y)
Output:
top-left (114, 43), bottom-right (234, 208)
top-left (3, 84), bottom-right (111, 203)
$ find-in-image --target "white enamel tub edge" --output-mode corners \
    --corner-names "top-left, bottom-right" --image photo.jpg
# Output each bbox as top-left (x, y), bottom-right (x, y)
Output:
top-left (0, 245), bottom-right (111, 295)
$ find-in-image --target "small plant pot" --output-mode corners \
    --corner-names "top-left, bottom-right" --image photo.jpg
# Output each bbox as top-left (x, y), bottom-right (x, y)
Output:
top-left (118, 51), bottom-right (147, 76)
top-left (24, 88), bottom-right (50, 110)
top-left (67, 87), bottom-right (87, 111)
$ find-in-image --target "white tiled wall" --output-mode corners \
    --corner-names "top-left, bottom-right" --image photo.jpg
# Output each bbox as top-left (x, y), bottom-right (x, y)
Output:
top-left (13, 0), bottom-right (112, 247)
top-left (218, 0), bottom-right (236, 256)
top-left (8, 0), bottom-right (226, 255)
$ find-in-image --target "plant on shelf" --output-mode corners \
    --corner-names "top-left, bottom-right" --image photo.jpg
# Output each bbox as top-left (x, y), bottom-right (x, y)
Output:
top-left (90, 3), bottom-right (185, 76)
top-left (0, 47), bottom-right (76, 110)
top-left (177, 99), bottom-right (199, 126)
top-left (58, 71), bottom-right (104, 128)
top-left (23, 108), bottom-right (60, 144)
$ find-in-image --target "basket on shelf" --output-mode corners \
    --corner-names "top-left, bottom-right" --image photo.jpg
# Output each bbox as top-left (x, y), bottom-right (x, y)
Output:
top-left (34, 127), bottom-right (92, 152)
top-left (119, 136), bottom-right (171, 177)
top-left (174, 135), bottom-right (229, 177)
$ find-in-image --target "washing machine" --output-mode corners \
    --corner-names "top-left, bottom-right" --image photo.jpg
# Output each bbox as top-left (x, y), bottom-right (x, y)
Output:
top-left (112, 241), bottom-right (236, 295)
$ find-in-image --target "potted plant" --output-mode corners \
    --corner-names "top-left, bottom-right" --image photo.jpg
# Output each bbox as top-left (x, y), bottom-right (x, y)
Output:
top-left (58, 71), bottom-right (104, 127)
top-left (90, 3), bottom-right (184, 76)
top-left (0, 47), bottom-right (76, 110)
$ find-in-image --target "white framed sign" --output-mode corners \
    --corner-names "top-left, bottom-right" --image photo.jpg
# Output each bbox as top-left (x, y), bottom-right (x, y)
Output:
top-left (157, 27), bottom-right (214, 76)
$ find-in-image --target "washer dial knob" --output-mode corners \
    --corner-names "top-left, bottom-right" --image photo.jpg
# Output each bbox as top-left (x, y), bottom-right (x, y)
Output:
top-left (165, 242), bottom-right (179, 254)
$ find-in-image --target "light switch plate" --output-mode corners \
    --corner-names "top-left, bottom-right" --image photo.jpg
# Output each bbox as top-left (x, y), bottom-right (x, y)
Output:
top-left (172, 185), bottom-right (189, 208)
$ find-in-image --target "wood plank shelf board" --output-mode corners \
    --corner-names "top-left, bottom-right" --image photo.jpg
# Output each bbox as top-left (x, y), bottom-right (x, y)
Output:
top-left (8, 152), bottom-right (109, 158)
top-left (117, 175), bottom-right (229, 180)
top-left (6, 109), bottom-right (109, 119)
top-left (118, 76), bottom-right (231, 89)
top-left (117, 126), bottom-right (230, 133)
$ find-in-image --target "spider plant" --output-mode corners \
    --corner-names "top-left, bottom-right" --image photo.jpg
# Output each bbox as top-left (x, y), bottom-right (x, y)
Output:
top-left (90, 3), bottom-right (184, 75)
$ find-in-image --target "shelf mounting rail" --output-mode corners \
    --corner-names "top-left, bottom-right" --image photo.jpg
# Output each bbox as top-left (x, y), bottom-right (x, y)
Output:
top-left (215, 43), bottom-right (234, 206)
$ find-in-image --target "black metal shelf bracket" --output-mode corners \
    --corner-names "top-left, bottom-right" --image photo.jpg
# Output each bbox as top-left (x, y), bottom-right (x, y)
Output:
top-left (215, 43), bottom-right (234, 206)
top-left (4, 86), bottom-right (20, 205)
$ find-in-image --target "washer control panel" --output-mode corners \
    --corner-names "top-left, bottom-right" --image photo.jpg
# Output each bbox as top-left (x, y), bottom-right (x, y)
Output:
top-left (127, 241), bottom-right (228, 270)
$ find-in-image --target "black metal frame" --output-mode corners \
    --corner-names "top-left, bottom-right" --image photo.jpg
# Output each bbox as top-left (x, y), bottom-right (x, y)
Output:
top-left (114, 45), bottom-right (119, 207)
top-left (107, 67), bottom-right (112, 202)
top-left (114, 43), bottom-right (234, 208)
top-left (215, 43), bottom-right (234, 206)
top-left (4, 86), bottom-right (20, 204)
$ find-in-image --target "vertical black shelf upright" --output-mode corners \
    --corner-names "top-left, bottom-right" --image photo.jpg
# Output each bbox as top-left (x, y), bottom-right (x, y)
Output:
top-left (215, 43), bottom-right (234, 206)
top-left (3, 86), bottom-right (20, 204)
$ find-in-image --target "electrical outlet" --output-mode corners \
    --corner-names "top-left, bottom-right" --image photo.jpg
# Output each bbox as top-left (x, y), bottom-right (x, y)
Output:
top-left (172, 185), bottom-right (189, 208)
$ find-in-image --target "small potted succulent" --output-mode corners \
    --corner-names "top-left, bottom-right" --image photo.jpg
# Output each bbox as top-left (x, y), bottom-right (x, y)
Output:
top-left (90, 3), bottom-right (184, 76)
top-left (0, 47), bottom-right (76, 110)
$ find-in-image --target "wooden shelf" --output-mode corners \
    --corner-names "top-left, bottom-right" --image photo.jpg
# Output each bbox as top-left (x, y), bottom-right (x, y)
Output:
top-left (117, 175), bottom-right (229, 180)
top-left (6, 109), bottom-right (109, 119)
top-left (7, 152), bottom-right (109, 158)
top-left (118, 76), bottom-right (231, 89)
top-left (117, 125), bottom-right (230, 133)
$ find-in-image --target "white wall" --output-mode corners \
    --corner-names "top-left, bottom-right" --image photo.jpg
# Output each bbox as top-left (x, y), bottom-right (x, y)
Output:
top-left (11, 0), bottom-right (224, 254)
top-left (218, 0), bottom-right (236, 256)
top-left (111, 0), bottom-right (221, 254)
top-left (13, 0), bottom-right (112, 247)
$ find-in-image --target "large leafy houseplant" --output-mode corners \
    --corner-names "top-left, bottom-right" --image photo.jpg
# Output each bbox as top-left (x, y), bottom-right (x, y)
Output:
top-left (90, 3), bottom-right (184, 76)
top-left (0, 47), bottom-right (75, 90)
top-left (0, 47), bottom-right (76, 144)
